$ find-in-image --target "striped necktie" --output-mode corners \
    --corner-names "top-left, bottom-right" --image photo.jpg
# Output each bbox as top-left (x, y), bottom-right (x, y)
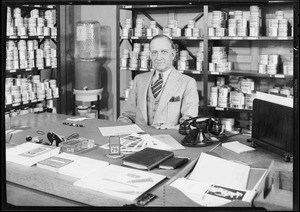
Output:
top-left (151, 73), bottom-right (163, 98)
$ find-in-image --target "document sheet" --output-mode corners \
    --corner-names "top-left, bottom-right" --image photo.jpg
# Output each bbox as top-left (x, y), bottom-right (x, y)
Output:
top-left (98, 124), bottom-right (144, 136)
top-left (188, 153), bottom-right (250, 190)
top-left (74, 164), bottom-right (166, 201)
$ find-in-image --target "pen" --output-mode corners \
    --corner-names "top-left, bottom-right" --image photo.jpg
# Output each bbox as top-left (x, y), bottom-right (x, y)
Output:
top-left (209, 142), bottom-right (222, 152)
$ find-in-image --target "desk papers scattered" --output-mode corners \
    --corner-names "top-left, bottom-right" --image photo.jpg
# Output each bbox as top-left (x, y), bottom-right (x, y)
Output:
top-left (222, 141), bottom-right (256, 154)
top-left (37, 153), bottom-right (76, 172)
top-left (100, 133), bottom-right (174, 154)
top-left (152, 134), bottom-right (185, 150)
top-left (169, 152), bottom-right (255, 206)
top-left (188, 152), bottom-right (250, 190)
top-left (6, 142), bottom-right (60, 166)
top-left (98, 124), bottom-right (144, 136)
top-left (170, 178), bottom-right (256, 207)
top-left (74, 164), bottom-right (166, 201)
top-left (58, 155), bottom-right (109, 179)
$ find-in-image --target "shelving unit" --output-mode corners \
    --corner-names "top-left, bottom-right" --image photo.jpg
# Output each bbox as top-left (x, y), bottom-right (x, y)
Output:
top-left (116, 1), bottom-right (296, 127)
top-left (4, 4), bottom-right (60, 117)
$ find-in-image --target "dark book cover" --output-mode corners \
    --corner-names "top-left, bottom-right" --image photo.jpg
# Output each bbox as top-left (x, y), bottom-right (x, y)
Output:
top-left (159, 157), bottom-right (189, 170)
top-left (122, 147), bottom-right (174, 170)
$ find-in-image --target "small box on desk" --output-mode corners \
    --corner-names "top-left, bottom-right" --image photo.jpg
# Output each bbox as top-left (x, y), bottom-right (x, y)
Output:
top-left (254, 169), bottom-right (293, 211)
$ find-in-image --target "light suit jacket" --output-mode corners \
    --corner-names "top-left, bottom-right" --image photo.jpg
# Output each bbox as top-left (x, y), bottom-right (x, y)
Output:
top-left (118, 67), bottom-right (199, 126)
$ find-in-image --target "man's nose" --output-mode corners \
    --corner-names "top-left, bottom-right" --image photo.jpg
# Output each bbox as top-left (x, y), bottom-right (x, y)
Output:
top-left (156, 52), bottom-right (163, 60)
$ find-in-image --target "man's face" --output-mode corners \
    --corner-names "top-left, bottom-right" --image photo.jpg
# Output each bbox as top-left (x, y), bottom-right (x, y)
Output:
top-left (150, 37), bottom-right (175, 72)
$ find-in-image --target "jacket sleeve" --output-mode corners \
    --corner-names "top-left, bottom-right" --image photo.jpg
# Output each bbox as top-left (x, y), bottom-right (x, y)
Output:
top-left (117, 77), bottom-right (138, 123)
top-left (179, 77), bottom-right (199, 124)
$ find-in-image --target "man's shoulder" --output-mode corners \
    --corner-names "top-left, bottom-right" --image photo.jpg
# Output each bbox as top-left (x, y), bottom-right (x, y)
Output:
top-left (172, 69), bottom-right (196, 82)
top-left (134, 71), bottom-right (153, 81)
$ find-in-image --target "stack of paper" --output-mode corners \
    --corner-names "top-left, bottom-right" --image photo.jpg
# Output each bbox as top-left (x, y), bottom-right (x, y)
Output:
top-left (170, 178), bottom-right (256, 207)
top-left (170, 152), bottom-right (257, 206)
top-left (6, 142), bottom-right (60, 166)
top-left (74, 164), bottom-right (166, 201)
top-left (58, 156), bottom-right (109, 179)
top-left (222, 141), bottom-right (256, 154)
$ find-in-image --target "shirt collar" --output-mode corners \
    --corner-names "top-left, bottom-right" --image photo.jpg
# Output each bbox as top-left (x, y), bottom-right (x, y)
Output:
top-left (155, 67), bottom-right (172, 81)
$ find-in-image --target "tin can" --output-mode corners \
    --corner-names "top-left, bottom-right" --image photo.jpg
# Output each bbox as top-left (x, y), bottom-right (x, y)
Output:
top-left (240, 78), bottom-right (254, 94)
top-left (185, 28), bottom-right (192, 37)
top-left (208, 27), bottom-right (215, 36)
top-left (230, 90), bottom-right (244, 108)
top-left (267, 64), bottom-right (277, 74)
top-left (258, 64), bottom-right (267, 74)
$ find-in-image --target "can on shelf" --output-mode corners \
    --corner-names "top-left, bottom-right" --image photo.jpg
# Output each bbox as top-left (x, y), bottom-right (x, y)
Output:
top-left (245, 91), bottom-right (257, 109)
top-left (230, 90), bottom-right (245, 109)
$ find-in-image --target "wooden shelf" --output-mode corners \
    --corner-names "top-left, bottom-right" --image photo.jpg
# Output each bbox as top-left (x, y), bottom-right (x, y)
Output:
top-left (6, 66), bottom-right (58, 74)
top-left (208, 71), bottom-right (293, 79)
top-left (208, 36), bottom-right (293, 41)
top-left (208, 106), bottom-right (252, 113)
top-left (7, 35), bottom-right (57, 40)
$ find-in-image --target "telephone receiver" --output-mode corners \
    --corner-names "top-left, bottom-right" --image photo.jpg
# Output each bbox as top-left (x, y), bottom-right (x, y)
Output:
top-left (179, 115), bottom-right (224, 147)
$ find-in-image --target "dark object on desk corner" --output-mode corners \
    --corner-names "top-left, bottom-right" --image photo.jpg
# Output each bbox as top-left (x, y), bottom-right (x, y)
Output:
top-left (158, 157), bottom-right (189, 170)
top-left (122, 148), bottom-right (174, 170)
top-left (136, 193), bottom-right (156, 206)
top-left (251, 99), bottom-right (293, 161)
top-left (179, 116), bottom-right (223, 147)
top-left (47, 132), bottom-right (65, 146)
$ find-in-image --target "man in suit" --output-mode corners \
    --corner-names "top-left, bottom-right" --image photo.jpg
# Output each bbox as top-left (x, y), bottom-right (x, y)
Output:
top-left (118, 34), bottom-right (199, 129)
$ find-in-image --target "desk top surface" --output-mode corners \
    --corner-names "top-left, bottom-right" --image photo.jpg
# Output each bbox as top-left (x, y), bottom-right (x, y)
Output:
top-left (5, 113), bottom-right (293, 207)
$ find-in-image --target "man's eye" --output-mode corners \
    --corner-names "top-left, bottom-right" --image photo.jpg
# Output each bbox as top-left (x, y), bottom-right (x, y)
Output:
top-left (162, 50), bottom-right (168, 54)
top-left (151, 52), bottom-right (157, 56)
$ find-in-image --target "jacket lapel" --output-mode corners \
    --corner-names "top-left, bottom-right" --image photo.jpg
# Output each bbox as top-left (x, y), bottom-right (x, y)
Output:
top-left (138, 72), bottom-right (154, 123)
top-left (153, 68), bottom-right (180, 123)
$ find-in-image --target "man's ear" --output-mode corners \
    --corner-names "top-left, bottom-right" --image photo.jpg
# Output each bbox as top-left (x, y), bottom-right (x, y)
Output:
top-left (171, 49), bottom-right (176, 60)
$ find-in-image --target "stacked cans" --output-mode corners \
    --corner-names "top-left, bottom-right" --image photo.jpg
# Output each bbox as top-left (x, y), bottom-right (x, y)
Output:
top-left (249, 5), bottom-right (262, 36)
top-left (258, 54), bottom-right (280, 74)
top-left (5, 76), bottom-right (59, 105)
top-left (209, 86), bottom-right (219, 106)
top-left (146, 21), bottom-right (160, 37)
top-left (185, 20), bottom-right (200, 37)
top-left (177, 50), bottom-right (190, 70)
top-left (230, 90), bottom-right (245, 109)
top-left (245, 91), bottom-right (257, 109)
top-left (210, 46), bottom-right (232, 72)
top-left (6, 6), bottom-right (57, 37)
top-left (239, 78), bottom-right (255, 94)
top-left (267, 11), bottom-right (289, 37)
top-left (163, 19), bottom-right (180, 37)
top-left (134, 18), bottom-right (145, 37)
top-left (122, 18), bottom-right (132, 37)
top-left (120, 48), bottom-right (130, 68)
top-left (283, 53), bottom-right (293, 75)
top-left (209, 10), bottom-right (227, 37)
top-left (218, 86), bottom-right (229, 107)
top-left (122, 43), bottom-right (151, 70)
top-left (196, 41), bottom-right (204, 71)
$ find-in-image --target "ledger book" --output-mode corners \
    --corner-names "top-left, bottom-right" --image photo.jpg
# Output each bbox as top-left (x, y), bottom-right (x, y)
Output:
top-left (122, 147), bottom-right (174, 170)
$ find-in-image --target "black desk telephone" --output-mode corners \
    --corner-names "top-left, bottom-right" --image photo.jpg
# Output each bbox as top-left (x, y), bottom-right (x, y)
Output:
top-left (179, 116), bottom-right (223, 147)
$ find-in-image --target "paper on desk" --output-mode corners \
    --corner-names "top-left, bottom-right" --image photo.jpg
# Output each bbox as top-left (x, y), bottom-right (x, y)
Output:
top-left (188, 152), bottom-right (250, 190)
top-left (170, 178), bottom-right (256, 206)
top-left (98, 124), bottom-right (144, 136)
top-left (152, 134), bottom-right (185, 150)
top-left (99, 133), bottom-right (173, 153)
top-left (74, 164), bottom-right (166, 201)
top-left (222, 141), bottom-right (255, 154)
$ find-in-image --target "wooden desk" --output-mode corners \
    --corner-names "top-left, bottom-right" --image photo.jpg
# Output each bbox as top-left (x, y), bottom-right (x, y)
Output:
top-left (5, 113), bottom-right (293, 207)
